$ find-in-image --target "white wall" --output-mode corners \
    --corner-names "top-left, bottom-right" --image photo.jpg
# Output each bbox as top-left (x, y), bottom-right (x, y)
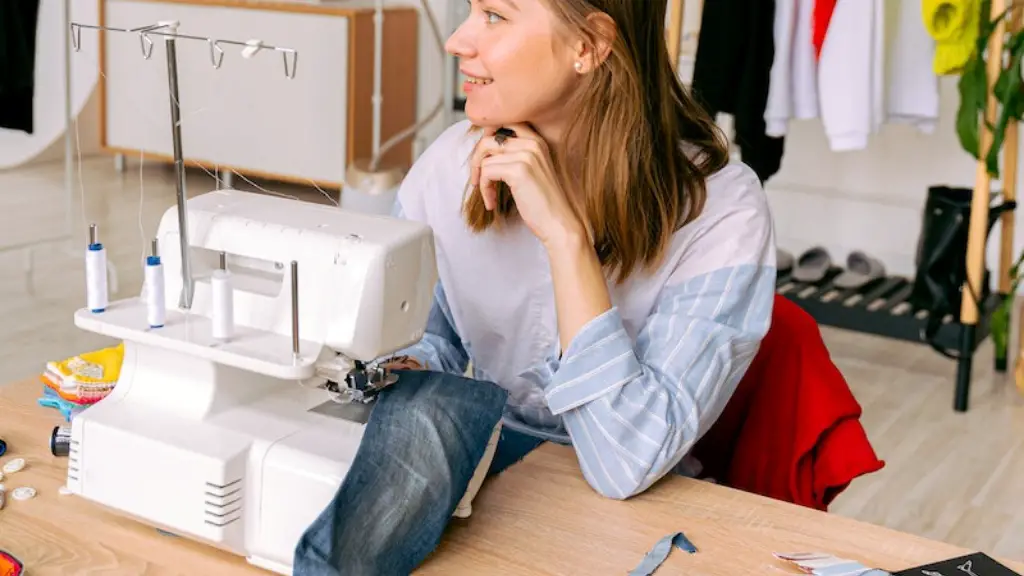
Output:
top-left (764, 78), bottom-right (999, 280)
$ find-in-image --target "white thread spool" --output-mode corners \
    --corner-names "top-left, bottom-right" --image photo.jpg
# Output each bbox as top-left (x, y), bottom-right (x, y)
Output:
top-left (85, 224), bottom-right (108, 313)
top-left (145, 239), bottom-right (166, 328)
top-left (211, 251), bottom-right (234, 339)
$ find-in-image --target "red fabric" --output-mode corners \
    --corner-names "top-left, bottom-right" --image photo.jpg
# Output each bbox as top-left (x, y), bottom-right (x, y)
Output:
top-left (813, 0), bottom-right (838, 59)
top-left (692, 295), bottom-right (884, 511)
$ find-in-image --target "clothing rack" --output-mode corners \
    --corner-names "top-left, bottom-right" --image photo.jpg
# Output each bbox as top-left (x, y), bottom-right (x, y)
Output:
top-left (672, 0), bottom-right (1021, 412)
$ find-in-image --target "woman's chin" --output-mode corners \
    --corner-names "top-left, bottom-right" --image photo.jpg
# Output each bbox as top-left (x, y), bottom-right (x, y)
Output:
top-left (465, 106), bottom-right (515, 129)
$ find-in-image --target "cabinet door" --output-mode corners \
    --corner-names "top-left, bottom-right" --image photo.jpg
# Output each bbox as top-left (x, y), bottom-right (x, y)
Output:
top-left (102, 0), bottom-right (349, 184)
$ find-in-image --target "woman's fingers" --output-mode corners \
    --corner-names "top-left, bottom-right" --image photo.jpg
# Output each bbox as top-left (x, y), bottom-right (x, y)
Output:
top-left (479, 152), bottom-right (535, 210)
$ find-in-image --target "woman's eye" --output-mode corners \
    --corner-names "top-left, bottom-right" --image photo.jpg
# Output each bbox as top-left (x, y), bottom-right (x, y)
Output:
top-left (485, 11), bottom-right (504, 23)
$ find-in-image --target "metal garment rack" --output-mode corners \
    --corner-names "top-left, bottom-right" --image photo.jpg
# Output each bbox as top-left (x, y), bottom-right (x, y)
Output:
top-left (68, 20), bottom-right (298, 310)
top-left (669, 0), bottom-right (1021, 412)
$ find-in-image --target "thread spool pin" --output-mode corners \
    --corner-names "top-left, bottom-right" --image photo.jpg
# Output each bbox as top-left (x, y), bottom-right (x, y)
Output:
top-left (211, 251), bottom-right (234, 340)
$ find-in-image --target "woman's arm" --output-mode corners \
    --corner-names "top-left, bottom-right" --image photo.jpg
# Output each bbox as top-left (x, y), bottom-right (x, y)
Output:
top-left (544, 189), bottom-right (776, 499)
top-left (389, 281), bottom-right (470, 375)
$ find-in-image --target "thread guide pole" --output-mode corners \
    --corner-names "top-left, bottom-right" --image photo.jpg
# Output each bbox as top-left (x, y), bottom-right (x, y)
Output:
top-left (291, 260), bottom-right (300, 362)
top-left (68, 20), bottom-right (299, 311)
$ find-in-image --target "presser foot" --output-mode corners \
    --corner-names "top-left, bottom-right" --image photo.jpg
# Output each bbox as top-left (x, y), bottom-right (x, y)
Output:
top-left (325, 361), bottom-right (400, 404)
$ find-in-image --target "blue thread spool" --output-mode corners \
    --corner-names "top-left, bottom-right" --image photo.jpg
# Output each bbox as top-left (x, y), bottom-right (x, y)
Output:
top-left (0, 438), bottom-right (6, 458)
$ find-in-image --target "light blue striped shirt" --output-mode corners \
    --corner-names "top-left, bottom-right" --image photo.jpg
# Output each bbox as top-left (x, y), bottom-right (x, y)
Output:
top-left (387, 120), bottom-right (776, 499)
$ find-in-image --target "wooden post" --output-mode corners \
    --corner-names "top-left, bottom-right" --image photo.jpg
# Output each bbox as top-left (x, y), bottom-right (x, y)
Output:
top-left (1005, 7), bottom-right (1024, 395)
top-left (667, 0), bottom-right (685, 68)
top-left (958, 0), bottom-right (1006, 410)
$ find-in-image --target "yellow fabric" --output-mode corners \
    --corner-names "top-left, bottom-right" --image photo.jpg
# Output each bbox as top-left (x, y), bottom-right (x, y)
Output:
top-left (922, 0), bottom-right (981, 75)
top-left (47, 342), bottom-right (124, 385)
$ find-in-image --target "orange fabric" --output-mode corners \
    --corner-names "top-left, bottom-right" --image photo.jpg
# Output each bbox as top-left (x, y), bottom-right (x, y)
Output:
top-left (0, 549), bottom-right (24, 576)
top-left (692, 295), bottom-right (884, 511)
top-left (39, 374), bottom-right (105, 405)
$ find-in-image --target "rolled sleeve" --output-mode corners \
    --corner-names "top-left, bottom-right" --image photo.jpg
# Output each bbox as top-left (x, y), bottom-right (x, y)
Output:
top-left (544, 308), bottom-right (642, 415)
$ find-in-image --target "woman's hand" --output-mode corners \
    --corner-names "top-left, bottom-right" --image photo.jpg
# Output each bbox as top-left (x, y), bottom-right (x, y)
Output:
top-left (470, 123), bottom-right (586, 250)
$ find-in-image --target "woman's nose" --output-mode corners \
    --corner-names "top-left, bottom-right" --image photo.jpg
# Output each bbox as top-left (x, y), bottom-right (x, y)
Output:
top-left (445, 21), bottom-right (474, 58)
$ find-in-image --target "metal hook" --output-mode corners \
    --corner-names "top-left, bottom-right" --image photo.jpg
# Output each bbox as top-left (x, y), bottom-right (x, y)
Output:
top-left (70, 23), bottom-right (82, 52)
top-left (281, 50), bottom-right (298, 79)
top-left (139, 33), bottom-right (154, 59)
top-left (208, 39), bottom-right (224, 69)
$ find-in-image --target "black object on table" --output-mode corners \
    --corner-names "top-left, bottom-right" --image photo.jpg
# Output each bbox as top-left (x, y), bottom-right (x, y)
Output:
top-left (894, 552), bottom-right (1020, 576)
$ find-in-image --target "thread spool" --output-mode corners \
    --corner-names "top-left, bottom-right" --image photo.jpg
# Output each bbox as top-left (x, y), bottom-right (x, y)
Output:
top-left (85, 224), bottom-right (108, 313)
top-left (50, 426), bottom-right (72, 457)
top-left (146, 239), bottom-right (166, 328)
top-left (211, 251), bottom-right (234, 339)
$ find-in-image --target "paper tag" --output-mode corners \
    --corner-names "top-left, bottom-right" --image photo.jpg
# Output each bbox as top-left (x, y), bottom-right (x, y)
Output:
top-left (774, 552), bottom-right (892, 576)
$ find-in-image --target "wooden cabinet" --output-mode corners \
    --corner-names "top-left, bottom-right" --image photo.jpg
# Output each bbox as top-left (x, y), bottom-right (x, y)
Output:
top-left (98, 0), bottom-right (418, 188)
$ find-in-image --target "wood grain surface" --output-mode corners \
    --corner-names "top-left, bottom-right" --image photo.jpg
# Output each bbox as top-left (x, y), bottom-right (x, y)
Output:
top-left (1, 378), bottom-right (1020, 575)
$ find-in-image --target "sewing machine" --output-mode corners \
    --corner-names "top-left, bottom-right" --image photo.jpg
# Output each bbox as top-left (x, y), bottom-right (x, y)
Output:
top-left (70, 188), bottom-right (437, 574)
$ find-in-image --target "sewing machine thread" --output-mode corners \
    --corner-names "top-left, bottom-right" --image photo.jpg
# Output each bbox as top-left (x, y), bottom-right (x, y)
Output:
top-left (211, 251), bottom-right (234, 340)
top-left (145, 238), bottom-right (166, 328)
top-left (85, 223), bottom-right (108, 313)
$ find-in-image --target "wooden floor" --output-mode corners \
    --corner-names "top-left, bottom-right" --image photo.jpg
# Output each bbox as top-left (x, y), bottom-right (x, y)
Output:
top-left (2, 154), bottom-right (1023, 562)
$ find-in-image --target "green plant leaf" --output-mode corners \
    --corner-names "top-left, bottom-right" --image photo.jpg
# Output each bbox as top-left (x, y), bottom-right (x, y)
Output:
top-left (956, 56), bottom-right (986, 159)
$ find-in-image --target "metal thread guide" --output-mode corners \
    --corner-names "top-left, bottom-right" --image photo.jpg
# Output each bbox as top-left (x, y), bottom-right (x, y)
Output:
top-left (69, 20), bottom-right (299, 310)
top-left (291, 260), bottom-right (300, 363)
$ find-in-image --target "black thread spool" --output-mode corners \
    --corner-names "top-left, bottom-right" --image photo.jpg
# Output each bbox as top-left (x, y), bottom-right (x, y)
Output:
top-left (50, 426), bottom-right (71, 457)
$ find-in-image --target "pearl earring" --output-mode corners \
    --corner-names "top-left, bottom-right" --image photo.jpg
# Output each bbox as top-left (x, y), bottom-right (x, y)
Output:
top-left (574, 61), bottom-right (583, 73)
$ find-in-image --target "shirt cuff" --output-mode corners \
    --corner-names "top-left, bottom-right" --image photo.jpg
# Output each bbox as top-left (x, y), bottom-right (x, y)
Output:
top-left (545, 307), bottom-right (642, 415)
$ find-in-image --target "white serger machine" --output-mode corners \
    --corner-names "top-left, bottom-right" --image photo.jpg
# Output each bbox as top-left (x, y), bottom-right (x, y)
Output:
top-left (71, 188), bottom-right (438, 574)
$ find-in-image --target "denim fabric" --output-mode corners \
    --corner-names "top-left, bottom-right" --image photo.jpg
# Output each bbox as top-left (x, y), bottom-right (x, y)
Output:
top-left (487, 427), bottom-right (546, 476)
top-left (293, 369), bottom-right (508, 576)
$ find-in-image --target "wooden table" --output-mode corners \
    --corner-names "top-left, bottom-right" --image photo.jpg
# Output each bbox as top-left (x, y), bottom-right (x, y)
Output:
top-left (1, 377), bottom-right (1020, 575)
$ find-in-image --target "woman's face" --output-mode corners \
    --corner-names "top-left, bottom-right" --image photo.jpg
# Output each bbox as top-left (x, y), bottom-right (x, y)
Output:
top-left (446, 0), bottom-right (581, 131)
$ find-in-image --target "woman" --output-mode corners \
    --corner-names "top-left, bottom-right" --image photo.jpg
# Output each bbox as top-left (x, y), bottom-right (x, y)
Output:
top-left (294, 0), bottom-right (775, 573)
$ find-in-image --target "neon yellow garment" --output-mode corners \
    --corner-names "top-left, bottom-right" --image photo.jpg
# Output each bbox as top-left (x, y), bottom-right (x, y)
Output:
top-left (44, 342), bottom-right (124, 402)
top-left (922, 0), bottom-right (981, 75)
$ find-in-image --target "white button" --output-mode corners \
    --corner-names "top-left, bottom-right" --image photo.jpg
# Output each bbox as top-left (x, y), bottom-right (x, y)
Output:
top-left (2, 458), bottom-right (25, 474)
top-left (12, 486), bottom-right (35, 501)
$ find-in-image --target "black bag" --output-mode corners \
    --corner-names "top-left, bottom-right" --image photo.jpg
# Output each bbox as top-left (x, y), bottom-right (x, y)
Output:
top-left (908, 185), bottom-right (1015, 358)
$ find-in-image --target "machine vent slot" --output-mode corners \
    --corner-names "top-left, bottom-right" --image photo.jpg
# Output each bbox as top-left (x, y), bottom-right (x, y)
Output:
top-left (204, 476), bottom-right (243, 527)
top-left (67, 440), bottom-right (81, 482)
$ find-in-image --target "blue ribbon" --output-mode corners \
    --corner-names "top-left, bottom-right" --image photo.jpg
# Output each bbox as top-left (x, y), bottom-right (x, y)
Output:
top-left (628, 531), bottom-right (698, 576)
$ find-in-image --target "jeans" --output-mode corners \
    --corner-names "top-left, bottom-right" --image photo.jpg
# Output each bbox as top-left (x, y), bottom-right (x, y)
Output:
top-left (293, 370), bottom-right (509, 576)
top-left (488, 427), bottom-right (546, 476)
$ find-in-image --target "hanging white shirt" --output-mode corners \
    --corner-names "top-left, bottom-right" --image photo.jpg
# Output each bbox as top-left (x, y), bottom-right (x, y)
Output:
top-left (817, 0), bottom-right (885, 151)
top-left (765, 0), bottom-right (820, 137)
top-left (886, 0), bottom-right (940, 133)
top-left (817, 0), bottom-right (940, 150)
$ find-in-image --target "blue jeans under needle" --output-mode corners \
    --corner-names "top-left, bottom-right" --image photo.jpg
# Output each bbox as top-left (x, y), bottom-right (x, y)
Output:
top-left (292, 369), bottom-right (523, 576)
